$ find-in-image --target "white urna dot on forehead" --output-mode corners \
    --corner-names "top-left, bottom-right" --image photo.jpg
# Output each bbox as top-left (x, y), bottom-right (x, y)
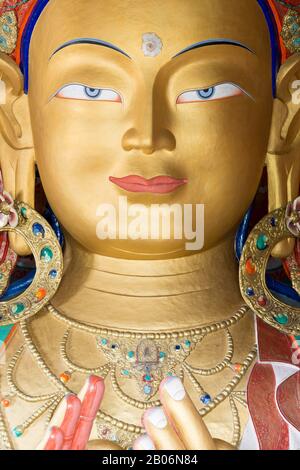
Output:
top-left (142, 32), bottom-right (163, 57)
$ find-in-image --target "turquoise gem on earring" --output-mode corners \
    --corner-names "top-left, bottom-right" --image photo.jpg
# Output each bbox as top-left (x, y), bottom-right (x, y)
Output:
top-left (100, 338), bottom-right (108, 346)
top-left (293, 37), bottom-right (300, 47)
top-left (11, 303), bottom-right (25, 316)
top-left (40, 247), bottom-right (53, 262)
top-left (0, 36), bottom-right (8, 48)
top-left (256, 234), bottom-right (268, 251)
top-left (274, 313), bottom-right (289, 325)
top-left (127, 351), bottom-right (135, 359)
top-left (21, 207), bottom-right (27, 218)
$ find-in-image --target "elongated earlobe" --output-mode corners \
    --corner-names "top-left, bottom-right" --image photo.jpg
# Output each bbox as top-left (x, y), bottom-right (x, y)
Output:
top-left (0, 52), bottom-right (35, 255)
top-left (267, 53), bottom-right (300, 258)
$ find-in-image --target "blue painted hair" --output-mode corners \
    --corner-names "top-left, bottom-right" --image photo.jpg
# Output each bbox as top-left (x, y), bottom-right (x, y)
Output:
top-left (20, 0), bottom-right (281, 94)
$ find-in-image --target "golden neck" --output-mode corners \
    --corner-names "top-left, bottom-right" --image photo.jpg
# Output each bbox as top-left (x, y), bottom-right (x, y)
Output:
top-left (51, 233), bottom-right (244, 331)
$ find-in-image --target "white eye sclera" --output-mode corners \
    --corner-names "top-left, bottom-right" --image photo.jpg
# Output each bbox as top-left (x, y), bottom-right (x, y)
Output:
top-left (177, 83), bottom-right (243, 104)
top-left (56, 84), bottom-right (122, 102)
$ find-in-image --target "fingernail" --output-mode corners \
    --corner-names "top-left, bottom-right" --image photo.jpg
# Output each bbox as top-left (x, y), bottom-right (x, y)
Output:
top-left (79, 375), bottom-right (104, 420)
top-left (78, 375), bottom-right (103, 402)
top-left (163, 377), bottom-right (186, 401)
top-left (133, 434), bottom-right (155, 450)
top-left (145, 407), bottom-right (168, 429)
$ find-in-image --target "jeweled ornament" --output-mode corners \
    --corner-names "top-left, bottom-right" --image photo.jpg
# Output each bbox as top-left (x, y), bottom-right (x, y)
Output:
top-left (59, 371), bottom-right (72, 384)
top-left (256, 234), bottom-right (269, 251)
top-left (274, 313), bottom-right (289, 325)
top-left (35, 288), bottom-right (47, 301)
top-left (32, 222), bottom-right (45, 238)
top-left (257, 295), bottom-right (268, 307)
top-left (11, 303), bottom-right (25, 316)
top-left (200, 393), bottom-right (212, 405)
top-left (40, 247), bottom-right (53, 262)
top-left (0, 398), bottom-right (10, 408)
top-left (49, 269), bottom-right (57, 279)
top-left (245, 258), bottom-right (256, 275)
top-left (246, 287), bottom-right (255, 297)
top-left (12, 426), bottom-right (23, 438)
top-left (240, 200), bottom-right (300, 335)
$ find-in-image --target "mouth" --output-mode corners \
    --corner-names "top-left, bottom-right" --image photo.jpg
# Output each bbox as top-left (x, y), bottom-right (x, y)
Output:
top-left (109, 175), bottom-right (188, 194)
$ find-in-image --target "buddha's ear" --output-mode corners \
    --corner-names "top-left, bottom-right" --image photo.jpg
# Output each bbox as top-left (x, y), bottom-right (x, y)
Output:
top-left (0, 52), bottom-right (35, 255)
top-left (267, 53), bottom-right (300, 258)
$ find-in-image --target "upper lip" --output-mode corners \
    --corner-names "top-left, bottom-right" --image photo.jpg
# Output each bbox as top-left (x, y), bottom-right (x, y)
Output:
top-left (110, 175), bottom-right (188, 185)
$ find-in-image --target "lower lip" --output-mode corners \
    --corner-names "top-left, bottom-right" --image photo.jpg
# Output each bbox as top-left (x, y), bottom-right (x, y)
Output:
top-left (109, 177), bottom-right (188, 194)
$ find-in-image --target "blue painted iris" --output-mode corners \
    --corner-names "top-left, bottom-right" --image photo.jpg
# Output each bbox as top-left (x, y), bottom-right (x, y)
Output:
top-left (197, 87), bottom-right (215, 99)
top-left (84, 87), bottom-right (102, 99)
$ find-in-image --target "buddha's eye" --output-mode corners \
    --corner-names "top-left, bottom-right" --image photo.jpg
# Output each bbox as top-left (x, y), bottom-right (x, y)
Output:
top-left (176, 83), bottom-right (244, 104)
top-left (55, 84), bottom-right (122, 102)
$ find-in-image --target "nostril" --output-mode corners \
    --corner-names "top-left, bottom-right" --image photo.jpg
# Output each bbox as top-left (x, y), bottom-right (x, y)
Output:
top-left (157, 129), bottom-right (176, 151)
top-left (122, 128), bottom-right (138, 151)
top-left (121, 127), bottom-right (176, 153)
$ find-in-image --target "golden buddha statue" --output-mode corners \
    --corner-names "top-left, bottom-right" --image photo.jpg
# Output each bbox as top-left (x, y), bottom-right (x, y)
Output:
top-left (0, 0), bottom-right (299, 451)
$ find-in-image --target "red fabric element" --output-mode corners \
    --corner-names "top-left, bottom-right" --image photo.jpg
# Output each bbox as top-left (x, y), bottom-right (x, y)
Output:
top-left (257, 316), bottom-right (295, 365)
top-left (247, 363), bottom-right (290, 450)
top-left (277, 372), bottom-right (300, 431)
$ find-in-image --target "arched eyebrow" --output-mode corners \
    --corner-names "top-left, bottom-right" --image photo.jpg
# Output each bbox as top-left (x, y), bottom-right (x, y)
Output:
top-left (50, 38), bottom-right (131, 60)
top-left (173, 39), bottom-right (255, 58)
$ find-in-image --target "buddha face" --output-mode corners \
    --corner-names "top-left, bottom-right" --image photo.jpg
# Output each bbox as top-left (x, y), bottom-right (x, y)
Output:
top-left (27, 0), bottom-right (273, 259)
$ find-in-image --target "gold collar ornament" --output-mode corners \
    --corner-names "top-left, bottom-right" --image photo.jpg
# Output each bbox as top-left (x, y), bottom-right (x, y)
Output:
top-left (0, 194), bottom-right (63, 326)
top-left (239, 197), bottom-right (300, 335)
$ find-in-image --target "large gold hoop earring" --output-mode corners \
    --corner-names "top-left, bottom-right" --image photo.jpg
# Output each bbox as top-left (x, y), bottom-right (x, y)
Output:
top-left (0, 193), bottom-right (63, 326)
top-left (239, 197), bottom-right (300, 335)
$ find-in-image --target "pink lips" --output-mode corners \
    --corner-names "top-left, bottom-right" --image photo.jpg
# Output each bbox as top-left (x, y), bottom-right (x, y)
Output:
top-left (109, 175), bottom-right (188, 194)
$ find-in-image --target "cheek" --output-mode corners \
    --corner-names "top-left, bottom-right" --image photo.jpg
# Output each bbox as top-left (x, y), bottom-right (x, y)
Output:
top-left (172, 98), bottom-right (272, 235)
top-left (174, 97), bottom-right (271, 183)
top-left (32, 100), bottom-right (126, 174)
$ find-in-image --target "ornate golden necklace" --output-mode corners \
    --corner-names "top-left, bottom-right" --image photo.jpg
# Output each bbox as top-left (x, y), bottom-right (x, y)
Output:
top-left (1, 303), bottom-right (257, 450)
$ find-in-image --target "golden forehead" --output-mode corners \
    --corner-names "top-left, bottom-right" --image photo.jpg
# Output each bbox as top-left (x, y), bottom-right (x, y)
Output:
top-left (31, 0), bottom-right (271, 64)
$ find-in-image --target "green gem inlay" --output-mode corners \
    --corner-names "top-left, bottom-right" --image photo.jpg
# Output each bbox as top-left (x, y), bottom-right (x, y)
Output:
top-left (40, 247), bottom-right (53, 262)
top-left (256, 234), bottom-right (269, 251)
top-left (11, 303), bottom-right (25, 316)
top-left (275, 313), bottom-right (289, 325)
top-left (21, 207), bottom-right (27, 218)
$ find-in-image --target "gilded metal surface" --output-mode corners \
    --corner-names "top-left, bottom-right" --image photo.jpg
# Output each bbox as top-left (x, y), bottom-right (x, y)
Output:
top-left (239, 204), bottom-right (300, 334)
top-left (0, 202), bottom-right (63, 326)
